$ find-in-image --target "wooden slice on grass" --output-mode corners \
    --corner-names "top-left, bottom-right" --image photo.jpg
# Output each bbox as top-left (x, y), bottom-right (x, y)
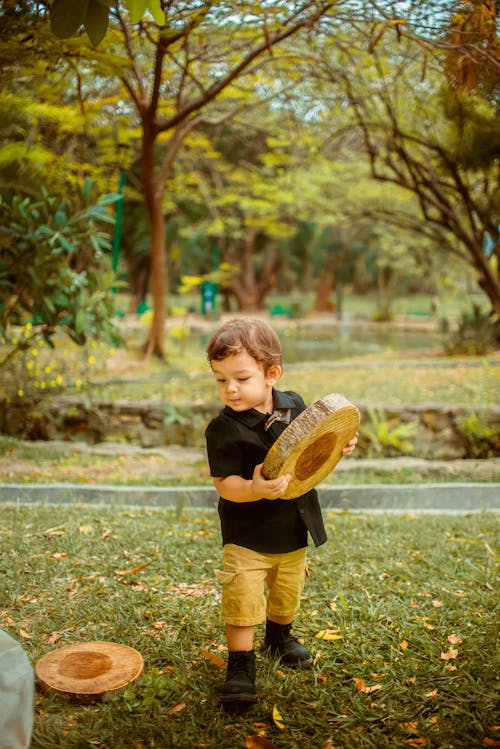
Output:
top-left (261, 393), bottom-right (360, 499)
top-left (35, 641), bottom-right (143, 703)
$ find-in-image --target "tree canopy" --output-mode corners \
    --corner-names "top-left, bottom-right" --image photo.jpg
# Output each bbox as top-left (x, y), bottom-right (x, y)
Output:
top-left (1, 0), bottom-right (499, 357)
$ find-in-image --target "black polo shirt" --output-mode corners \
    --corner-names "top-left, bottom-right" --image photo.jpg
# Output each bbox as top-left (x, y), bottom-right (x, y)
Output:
top-left (205, 389), bottom-right (327, 554)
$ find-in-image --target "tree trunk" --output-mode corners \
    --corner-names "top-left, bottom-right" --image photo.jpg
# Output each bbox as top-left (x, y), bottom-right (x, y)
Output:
top-left (141, 126), bottom-right (167, 360)
top-left (227, 232), bottom-right (281, 312)
top-left (313, 272), bottom-right (335, 313)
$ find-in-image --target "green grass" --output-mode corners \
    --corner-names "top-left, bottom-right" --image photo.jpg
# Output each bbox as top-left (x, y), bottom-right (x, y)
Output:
top-left (1, 506), bottom-right (498, 749)
top-left (80, 356), bottom-right (500, 408)
top-left (1, 435), bottom-right (499, 486)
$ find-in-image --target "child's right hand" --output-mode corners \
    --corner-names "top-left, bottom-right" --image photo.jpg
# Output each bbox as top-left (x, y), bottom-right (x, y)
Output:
top-left (251, 463), bottom-right (291, 500)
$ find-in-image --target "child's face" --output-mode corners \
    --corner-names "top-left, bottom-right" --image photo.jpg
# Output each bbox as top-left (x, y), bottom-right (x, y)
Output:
top-left (210, 350), bottom-right (281, 414)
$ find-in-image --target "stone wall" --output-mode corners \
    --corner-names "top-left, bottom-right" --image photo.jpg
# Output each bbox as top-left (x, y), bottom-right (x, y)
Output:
top-left (1, 396), bottom-right (498, 460)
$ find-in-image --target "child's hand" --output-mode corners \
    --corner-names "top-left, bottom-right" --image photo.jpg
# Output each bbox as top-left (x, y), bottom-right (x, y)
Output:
top-left (342, 432), bottom-right (358, 456)
top-left (251, 463), bottom-right (291, 500)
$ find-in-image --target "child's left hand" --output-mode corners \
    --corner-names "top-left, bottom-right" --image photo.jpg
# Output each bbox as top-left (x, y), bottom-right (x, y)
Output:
top-left (342, 432), bottom-right (358, 456)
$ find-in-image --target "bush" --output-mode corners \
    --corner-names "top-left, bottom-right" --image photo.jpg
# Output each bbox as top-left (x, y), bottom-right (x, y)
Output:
top-left (0, 182), bottom-right (122, 366)
top-left (440, 304), bottom-right (500, 355)
top-left (456, 410), bottom-right (500, 458)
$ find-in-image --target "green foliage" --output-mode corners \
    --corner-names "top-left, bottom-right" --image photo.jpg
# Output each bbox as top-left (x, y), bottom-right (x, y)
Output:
top-left (0, 183), bottom-right (122, 366)
top-left (456, 411), bottom-right (500, 459)
top-left (440, 304), bottom-right (500, 355)
top-left (361, 407), bottom-right (418, 457)
top-left (49, 0), bottom-right (165, 46)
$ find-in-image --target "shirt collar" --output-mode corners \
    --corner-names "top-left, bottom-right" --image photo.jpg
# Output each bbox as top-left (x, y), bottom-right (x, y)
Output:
top-left (222, 389), bottom-right (296, 427)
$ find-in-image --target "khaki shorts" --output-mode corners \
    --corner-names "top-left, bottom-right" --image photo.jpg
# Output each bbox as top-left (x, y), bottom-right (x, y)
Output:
top-left (215, 544), bottom-right (307, 627)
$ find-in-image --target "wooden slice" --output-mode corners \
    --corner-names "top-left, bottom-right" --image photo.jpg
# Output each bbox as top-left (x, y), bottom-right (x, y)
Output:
top-left (35, 641), bottom-right (143, 703)
top-left (261, 393), bottom-right (360, 499)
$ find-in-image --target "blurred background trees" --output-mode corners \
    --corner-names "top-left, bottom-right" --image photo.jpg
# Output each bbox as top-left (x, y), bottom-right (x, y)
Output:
top-left (1, 0), bottom-right (498, 362)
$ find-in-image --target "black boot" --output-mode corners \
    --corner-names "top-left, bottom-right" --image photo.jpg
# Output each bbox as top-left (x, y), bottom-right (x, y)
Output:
top-left (220, 650), bottom-right (257, 712)
top-left (262, 620), bottom-right (313, 669)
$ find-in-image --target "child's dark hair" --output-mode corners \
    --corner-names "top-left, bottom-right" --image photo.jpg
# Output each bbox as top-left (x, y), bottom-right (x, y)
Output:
top-left (206, 318), bottom-right (282, 371)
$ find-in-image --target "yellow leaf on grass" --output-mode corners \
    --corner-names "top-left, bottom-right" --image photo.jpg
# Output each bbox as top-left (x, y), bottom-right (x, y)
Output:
top-left (273, 706), bottom-right (286, 729)
top-left (315, 629), bottom-right (343, 640)
top-left (400, 722), bottom-right (419, 733)
top-left (201, 648), bottom-right (227, 669)
top-left (426, 688), bottom-right (438, 698)
top-left (354, 678), bottom-right (382, 694)
top-left (400, 639), bottom-right (409, 650)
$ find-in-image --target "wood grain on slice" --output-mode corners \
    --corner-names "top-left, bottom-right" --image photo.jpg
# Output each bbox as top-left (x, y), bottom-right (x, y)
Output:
top-left (261, 393), bottom-right (360, 499)
top-left (35, 641), bottom-right (143, 703)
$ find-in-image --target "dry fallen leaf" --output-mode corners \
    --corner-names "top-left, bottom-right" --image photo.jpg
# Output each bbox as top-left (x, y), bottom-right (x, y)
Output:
top-left (440, 648), bottom-right (458, 661)
top-left (200, 648), bottom-right (227, 669)
top-left (400, 639), bottom-right (409, 651)
top-left (45, 631), bottom-right (63, 645)
top-left (354, 678), bottom-right (382, 694)
top-left (447, 633), bottom-right (462, 644)
top-left (245, 736), bottom-right (280, 749)
top-left (432, 599), bottom-right (442, 608)
top-left (168, 702), bottom-right (186, 714)
top-left (425, 688), bottom-right (438, 698)
top-left (115, 561), bottom-right (152, 576)
top-left (483, 740), bottom-right (500, 747)
top-left (19, 629), bottom-right (32, 640)
top-left (400, 722), bottom-right (419, 733)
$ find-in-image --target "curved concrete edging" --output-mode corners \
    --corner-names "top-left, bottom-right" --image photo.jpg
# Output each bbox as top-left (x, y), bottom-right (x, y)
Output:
top-left (0, 482), bottom-right (498, 512)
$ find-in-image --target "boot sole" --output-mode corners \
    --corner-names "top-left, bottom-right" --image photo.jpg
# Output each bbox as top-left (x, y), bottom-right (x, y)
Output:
top-left (220, 692), bottom-right (257, 704)
top-left (281, 657), bottom-right (313, 669)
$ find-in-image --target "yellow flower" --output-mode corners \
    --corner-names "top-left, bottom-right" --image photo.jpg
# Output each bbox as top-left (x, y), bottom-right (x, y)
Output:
top-left (56, 374), bottom-right (63, 385)
top-left (41, 381), bottom-right (46, 389)
top-left (17, 389), bottom-right (24, 397)
top-left (31, 349), bottom-right (38, 357)
top-left (27, 361), bottom-right (34, 370)
top-left (88, 355), bottom-right (96, 364)
top-left (45, 365), bottom-right (52, 373)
